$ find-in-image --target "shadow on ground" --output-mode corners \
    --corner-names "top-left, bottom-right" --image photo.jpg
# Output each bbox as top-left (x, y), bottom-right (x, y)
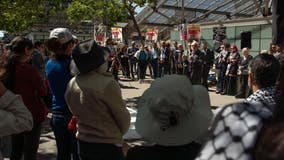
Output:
top-left (37, 152), bottom-right (57, 160)
top-left (211, 106), bottom-right (220, 110)
top-left (141, 79), bottom-right (153, 84)
top-left (119, 78), bottom-right (134, 82)
top-left (119, 83), bottom-right (139, 89)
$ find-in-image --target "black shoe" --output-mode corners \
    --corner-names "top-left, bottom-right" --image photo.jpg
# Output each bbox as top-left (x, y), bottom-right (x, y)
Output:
top-left (220, 92), bottom-right (227, 95)
top-left (215, 91), bottom-right (220, 94)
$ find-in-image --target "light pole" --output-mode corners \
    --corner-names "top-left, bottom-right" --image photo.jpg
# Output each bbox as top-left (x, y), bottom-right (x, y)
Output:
top-left (181, 0), bottom-right (186, 48)
top-left (181, 0), bottom-right (184, 22)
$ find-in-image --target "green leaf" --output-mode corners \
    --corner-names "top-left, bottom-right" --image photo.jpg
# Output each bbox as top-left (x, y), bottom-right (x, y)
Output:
top-left (0, 0), bottom-right (64, 32)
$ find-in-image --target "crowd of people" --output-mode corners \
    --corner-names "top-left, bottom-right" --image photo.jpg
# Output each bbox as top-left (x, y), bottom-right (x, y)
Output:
top-left (107, 39), bottom-right (282, 100)
top-left (0, 27), bottom-right (283, 160)
top-left (105, 40), bottom-right (215, 89)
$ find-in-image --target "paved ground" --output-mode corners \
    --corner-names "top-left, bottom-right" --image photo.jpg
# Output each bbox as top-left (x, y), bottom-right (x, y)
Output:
top-left (4, 75), bottom-right (244, 160)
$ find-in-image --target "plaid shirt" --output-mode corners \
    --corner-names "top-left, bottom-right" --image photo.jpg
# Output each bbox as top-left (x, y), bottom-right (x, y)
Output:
top-left (196, 87), bottom-right (277, 160)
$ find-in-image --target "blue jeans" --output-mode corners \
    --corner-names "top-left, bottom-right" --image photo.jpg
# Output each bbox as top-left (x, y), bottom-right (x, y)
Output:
top-left (51, 114), bottom-right (79, 160)
top-left (78, 140), bottom-right (124, 160)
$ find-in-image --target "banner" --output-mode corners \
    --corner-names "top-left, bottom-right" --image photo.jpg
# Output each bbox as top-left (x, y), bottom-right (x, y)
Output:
top-left (146, 29), bottom-right (158, 41)
top-left (180, 23), bottom-right (187, 40)
top-left (95, 35), bottom-right (104, 42)
top-left (111, 27), bottom-right (123, 43)
top-left (187, 24), bottom-right (201, 40)
top-left (94, 24), bottom-right (106, 43)
top-left (213, 27), bottom-right (227, 46)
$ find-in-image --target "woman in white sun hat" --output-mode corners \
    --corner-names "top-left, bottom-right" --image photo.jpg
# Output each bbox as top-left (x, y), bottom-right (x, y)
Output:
top-left (126, 75), bottom-right (213, 160)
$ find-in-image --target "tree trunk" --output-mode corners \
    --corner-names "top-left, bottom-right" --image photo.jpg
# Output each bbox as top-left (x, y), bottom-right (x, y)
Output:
top-left (129, 10), bottom-right (141, 37)
top-left (124, 2), bottom-right (143, 43)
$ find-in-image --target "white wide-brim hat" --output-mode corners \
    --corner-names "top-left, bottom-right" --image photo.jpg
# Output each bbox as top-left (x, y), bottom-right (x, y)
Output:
top-left (135, 75), bottom-right (213, 146)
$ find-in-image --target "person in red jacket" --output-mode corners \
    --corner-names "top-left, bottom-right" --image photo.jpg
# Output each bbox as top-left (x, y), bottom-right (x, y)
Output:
top-left (0, 36), bottom-right (48, 160)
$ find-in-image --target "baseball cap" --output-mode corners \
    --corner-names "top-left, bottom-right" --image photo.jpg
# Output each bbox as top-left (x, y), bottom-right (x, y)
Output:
top-left (49, 28), bottom-right (74, 44)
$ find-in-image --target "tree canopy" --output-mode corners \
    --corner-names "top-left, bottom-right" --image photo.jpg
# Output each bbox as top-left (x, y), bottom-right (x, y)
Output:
top-left (0, 0), bottom-right (158, 33)
top-left (0, 0), bottom-right (64, 32)
top-left (67, 0), bottom-right (129, 27)
top-left (67, 0), bottom-right (157, 36)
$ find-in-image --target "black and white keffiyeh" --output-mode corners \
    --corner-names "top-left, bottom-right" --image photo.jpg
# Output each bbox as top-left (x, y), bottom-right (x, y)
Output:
top-left (195, 102), bottom-right (273, 160)
top-left (196, 87), bottom-right (277, 160)
top-left (246, 86), bottom-right (277, 108)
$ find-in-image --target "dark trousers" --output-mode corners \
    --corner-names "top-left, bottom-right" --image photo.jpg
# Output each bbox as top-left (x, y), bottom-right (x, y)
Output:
top-left (112, 69), bottom-right (119, 81)
top-left (138, 60), bottom-right (147, 80)
top-left (51, 114), bottom-right (79, 160)
top-left (236, 74), bottom-right (249, 98)
top-left (158, 61), bottom-right (170, 77)
top-left (183, 61), bottom-right (191, 78)
top-left (147, 62), bottom-right (153, 78)
top-left (202, 66), bottom-right (211, 89)
top-left (217, 66), bottom-right (227, 92)
top-left (166, 61), bottom-right (172, 75)
top-left (121, 62), bottom-right (130, 77)
top-left (150, 59), bottom-right (159, 79)
top-left (78, 140), bottom-right (124, 160)
top-left (107, 61), bottom-right (112, 72)
top-left (10, 123), bottom-right (42, 160)
top-left (177, 67), bottom-right (183, 75)
top-left (171, 59), bottom-right (176, 74)
top-left (129, 58), bottom-right (137, 79)
top-left (225, 76), bottom-right (237, 95)
top-left (191, 68), bottom-right (202, 85)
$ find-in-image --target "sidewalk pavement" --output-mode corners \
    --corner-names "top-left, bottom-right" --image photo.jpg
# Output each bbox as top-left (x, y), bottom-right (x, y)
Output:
top-left (36, 75), bottom-right (243, 160)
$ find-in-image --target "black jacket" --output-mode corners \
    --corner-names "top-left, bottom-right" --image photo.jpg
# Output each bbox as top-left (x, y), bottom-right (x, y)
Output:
top-left (202, 48), bottom-right (215, 67)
